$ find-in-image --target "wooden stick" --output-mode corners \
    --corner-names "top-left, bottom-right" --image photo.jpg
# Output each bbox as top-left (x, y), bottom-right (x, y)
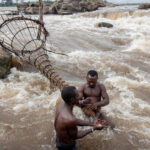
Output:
top-left (37, 0), bottom-right (43, 39)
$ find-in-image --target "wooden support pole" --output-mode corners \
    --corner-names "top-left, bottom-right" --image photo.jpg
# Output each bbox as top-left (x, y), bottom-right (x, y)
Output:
top-left (37, 0), bottom-right (43, 39)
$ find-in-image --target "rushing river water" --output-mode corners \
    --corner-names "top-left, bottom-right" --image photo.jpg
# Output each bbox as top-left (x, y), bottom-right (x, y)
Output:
top-left (0, 5), bottom-right (150, 150)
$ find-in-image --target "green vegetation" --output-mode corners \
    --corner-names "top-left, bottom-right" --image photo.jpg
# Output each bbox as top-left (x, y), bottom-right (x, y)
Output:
top-left (43, 0), bottom-right (54, 4)
top-left (0, 0), bottom-right (55, 7)
top-left (0, 3), bottom-right (16, 6)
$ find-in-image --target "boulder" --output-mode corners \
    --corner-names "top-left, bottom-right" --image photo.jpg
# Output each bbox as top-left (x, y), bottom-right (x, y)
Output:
top-left (43, 6), bottom-right (50, 14)
top-left (138, 3), bottom-right (150, 9)
top-left (17, 2), bottom-right (53, 14)
top-left (12, 57), bottom-right (38, 72)
top-left (96, 22), bottom-right (113, 28)
top-left (25, 7), bottom-right (39, 14)
top-left (86, 2), bottom-right (100, 11)
top-left (17, 3), bottom-right (30, 12)
top-left (11, 56), bottom-right (22, 69)
top-left (0, 48), bottom-right (37, 78)
top-left (18, 0), bottom-right (107, 15)
top-left (0, 48), bottom-right (12, 79)
top-left (49, 0), bottom-right (106, 14)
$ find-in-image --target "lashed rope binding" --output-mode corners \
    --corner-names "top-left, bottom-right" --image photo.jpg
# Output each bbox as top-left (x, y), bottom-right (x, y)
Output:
top-left (0, 15), bottom-right (68, 90)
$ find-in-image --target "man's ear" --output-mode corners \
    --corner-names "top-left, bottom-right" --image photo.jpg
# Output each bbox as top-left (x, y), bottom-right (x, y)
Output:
top-left (70, 97), bottom-right (74, 105)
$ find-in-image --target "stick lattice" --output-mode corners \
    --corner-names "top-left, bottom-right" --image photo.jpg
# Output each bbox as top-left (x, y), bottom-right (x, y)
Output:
top-left (0, 15), bottom-right (68, 90)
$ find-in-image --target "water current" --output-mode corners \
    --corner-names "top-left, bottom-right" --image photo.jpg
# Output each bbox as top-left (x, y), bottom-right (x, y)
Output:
top-left (0, 5), bottom-right (150, 150)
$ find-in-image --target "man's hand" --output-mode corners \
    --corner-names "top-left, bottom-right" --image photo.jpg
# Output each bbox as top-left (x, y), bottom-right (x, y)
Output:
top-left (85, 97), bottom-right (91, 103)
top-left (78, 98), bottom-right (91, 106)
top-left (94, 126), bottom-right (104, 130)
top-left (90, 103), bottom-right (98, 110)
top-left (78, 100), bottom-right (84, 107)
top-left (93, 119), bottom-right (107, 126)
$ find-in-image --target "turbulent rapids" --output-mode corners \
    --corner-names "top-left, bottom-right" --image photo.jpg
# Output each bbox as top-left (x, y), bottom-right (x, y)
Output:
top-left (0, 5), bottom-right (150, 150)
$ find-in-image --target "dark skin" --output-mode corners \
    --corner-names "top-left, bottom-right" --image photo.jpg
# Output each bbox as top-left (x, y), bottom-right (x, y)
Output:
top-left (79, 75), bottom-right (115, 129)
top-left (54, 89), bottom-right (104, 145)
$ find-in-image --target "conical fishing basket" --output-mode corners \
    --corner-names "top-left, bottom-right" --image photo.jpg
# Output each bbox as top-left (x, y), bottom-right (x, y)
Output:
top-left (0, 15), bottom-right (67, 90)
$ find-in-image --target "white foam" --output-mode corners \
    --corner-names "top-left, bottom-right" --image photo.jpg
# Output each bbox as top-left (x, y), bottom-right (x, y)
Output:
top-left (13, 104), bottom-right (25, 112)
top-left (27, 101), bottom-right (35, 107)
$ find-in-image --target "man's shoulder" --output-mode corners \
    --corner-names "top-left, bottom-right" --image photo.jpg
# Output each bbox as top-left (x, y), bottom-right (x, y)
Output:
top-left (79, 83), bottom-right (87, 90)
top-left (56, 101), bottom-right (64, 110)
top-left (97, 82), bottom-right (105, 87)
top-left (81, 83), bottom-right (87, 87)
top-left (56, 111), bottom-right (76, 123)
top-left (97, 83), bottom-right (107, 92)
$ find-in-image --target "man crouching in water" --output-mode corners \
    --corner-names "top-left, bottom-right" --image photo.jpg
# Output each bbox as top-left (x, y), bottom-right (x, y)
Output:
top-left (55, 86), bottom-right (104, 150)
top-left (78, 70), bottom-right (115, 129)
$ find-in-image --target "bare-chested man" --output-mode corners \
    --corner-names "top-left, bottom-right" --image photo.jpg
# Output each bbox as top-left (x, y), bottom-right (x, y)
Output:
top-left (78, 70), bottom-right (115, 129)
top-left (55, 86), bottom-right (104, 150)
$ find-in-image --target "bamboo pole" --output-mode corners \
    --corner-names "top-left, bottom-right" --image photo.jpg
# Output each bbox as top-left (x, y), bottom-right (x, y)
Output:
top-left (37, 0), bottom-right (43, 39)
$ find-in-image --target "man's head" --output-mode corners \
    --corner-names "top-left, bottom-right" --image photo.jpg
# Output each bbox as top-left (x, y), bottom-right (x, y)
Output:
top-left (61, 86), bottom-right (79, 105)
top-left (86, 70), bottom-right (98, 88)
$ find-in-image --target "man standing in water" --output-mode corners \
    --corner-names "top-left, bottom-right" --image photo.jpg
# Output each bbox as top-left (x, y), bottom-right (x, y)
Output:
top-left (55, 86), bottom-right (104, 150)
top-left (78, 70), bottom-right (115, 129)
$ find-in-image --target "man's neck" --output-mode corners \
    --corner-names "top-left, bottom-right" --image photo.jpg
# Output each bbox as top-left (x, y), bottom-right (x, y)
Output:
top-left (65, 103), bottom-right (73, 113)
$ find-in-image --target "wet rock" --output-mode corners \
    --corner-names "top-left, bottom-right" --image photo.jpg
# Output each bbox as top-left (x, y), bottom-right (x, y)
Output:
top-left (51, 0), bottom-right (106, 14)
top-left (96, 22), bottom-right (113, 28)
top-left (43, 6), bottom-right (51, 14)
top-left (25, 7), bottom-right (39, 14)
top-left (11, 56), bottom-right (22, 70)
top-left (138, 3), bottom-right (150, 9)
top-left (17, 3), bottom-right (30, 12)
top-left (12, 56), bottom-right (38, 72)
top-left (19, 0), bottom-right (107, 15)
top-left (0, 47), bottom-right (38, 78)
top-left (0, 48), bottom-right (12, 79)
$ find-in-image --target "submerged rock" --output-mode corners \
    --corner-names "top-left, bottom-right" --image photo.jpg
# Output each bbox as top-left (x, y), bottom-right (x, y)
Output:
top-left (0, 48), bottom-right (12, 79)
top-left (96, 22), bottom-right (113, 28)
top-left (138, 3), bottom-right (150, 9)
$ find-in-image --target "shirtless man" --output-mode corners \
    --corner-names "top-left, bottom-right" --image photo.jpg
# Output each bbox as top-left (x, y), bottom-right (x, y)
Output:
top-left (78, 70), bottom-right (115, 129)
top-left (55, 86), bottom-right (104, 150)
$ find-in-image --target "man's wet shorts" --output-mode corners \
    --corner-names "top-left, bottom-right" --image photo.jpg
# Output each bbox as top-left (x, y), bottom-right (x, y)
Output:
top-left (56, 136), bottom-right (77, 150)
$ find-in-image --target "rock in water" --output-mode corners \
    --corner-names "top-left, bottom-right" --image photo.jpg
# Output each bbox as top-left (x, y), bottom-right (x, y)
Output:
top-left (96, 22), bottom-right (113, 28)
top-left (0, 48), bottom-right (12, 79)
top-left (138, 3), bottom-right (150, 9)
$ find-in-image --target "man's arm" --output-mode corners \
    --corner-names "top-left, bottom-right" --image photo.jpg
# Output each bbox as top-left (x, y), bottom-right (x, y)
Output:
top-left (99, 84), bottom-right (109, 106)
top-left (77, 126), bottom-right (104, 139)
top-left (67, 119), bottom-right (104, 140)
top-left (76, 119), bottom-right (93, 126)
top-left (76, 85), bottom-right (85, 107)
top-left (66, 119), bottom-right (93, 140)
top-left (90, 84), bottom-right (109, 110)
top-left (78, 85), bottom-right (85, 99)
